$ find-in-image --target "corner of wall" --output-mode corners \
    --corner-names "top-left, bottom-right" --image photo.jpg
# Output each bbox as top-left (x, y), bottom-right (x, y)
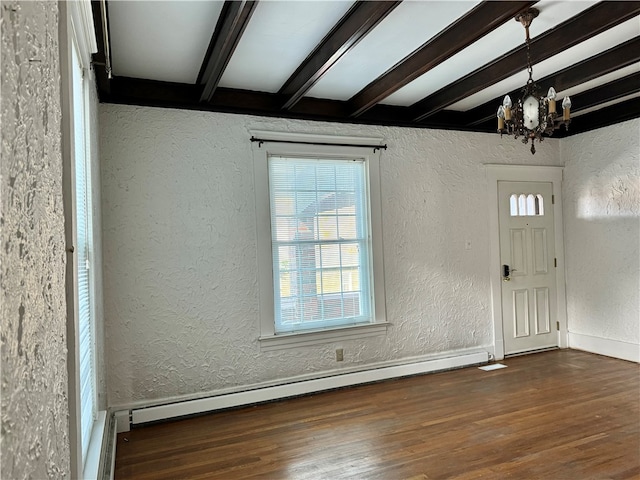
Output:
top-left (560, 119), bottom-right (640, 349)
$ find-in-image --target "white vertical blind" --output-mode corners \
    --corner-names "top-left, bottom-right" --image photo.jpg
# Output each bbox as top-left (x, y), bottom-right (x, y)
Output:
top-left (268, 156), bottom-right (373, 333)
top-left (72, 42), bottom-right (95, 464)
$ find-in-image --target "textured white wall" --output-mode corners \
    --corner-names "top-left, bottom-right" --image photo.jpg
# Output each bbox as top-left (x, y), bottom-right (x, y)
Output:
top-left (1, 2), bottom-right (70, 478)
top-left (562, 118), bottom-right (640, 344)
top-left (100, 104), bottom-right (561, 407)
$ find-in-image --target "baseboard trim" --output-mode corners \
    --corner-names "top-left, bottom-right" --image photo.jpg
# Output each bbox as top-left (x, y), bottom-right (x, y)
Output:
top-left (130, 350), bottom-right (489, 425)
top-left (114, 410), bottom-right (130, 434)
top-left (569, 332), bottom-right (640, 363)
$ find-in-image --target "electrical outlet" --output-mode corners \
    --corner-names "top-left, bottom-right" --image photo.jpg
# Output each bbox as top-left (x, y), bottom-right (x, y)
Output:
top-left (336, 348), bottom-right (344, 362)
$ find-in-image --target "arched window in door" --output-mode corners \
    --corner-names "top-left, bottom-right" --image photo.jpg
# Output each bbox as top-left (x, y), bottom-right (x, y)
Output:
top-left (509, 193), bottom-right (545, 216)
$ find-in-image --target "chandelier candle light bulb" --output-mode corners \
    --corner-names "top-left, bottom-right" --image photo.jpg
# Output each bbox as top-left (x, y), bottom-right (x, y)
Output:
top-left (503, 95), bottom-right (512, 121)
top-left (563, 96), bottom-right (572, 121)
top-left (497, 106), bottom-right (505, 130)
top-left (547, 87), bottom-right (557, 114)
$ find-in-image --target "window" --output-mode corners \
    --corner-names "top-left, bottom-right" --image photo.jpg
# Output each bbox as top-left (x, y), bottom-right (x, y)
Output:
top-left (65, 2), bottom-right (105, 478)
top-left (253, 133), bottom-right (387, 350)
top-left (510, 193), bottom-right (544, 216)
top-left (71, 40), bottom-right (96, 462)
top-left (270, 156), bottom-right (371, 333)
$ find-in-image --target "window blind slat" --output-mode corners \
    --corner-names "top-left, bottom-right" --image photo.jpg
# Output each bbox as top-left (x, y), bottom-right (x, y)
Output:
top-left (268, 156), bottom-right (372, 334)
top-left (72, 43), bottom-right (96, 466)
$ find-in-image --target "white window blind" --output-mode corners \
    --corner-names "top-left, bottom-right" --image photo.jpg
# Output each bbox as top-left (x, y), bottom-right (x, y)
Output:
top-left (72, 42), bottom-right (95, 464)
top-left (268, 156), bottom-right (373, 333)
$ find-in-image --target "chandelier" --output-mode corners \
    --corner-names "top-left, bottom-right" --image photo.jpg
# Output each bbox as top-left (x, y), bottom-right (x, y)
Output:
top-left (497, 8), bottom-right (571, 154)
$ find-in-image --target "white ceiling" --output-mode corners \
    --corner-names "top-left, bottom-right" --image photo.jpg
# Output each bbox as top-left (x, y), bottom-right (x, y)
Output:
top-left (306, 0), bottom-right (482, 101)
top-left (108, 1), bottom-right (224, 84)
top-left (384, 0), bottom-right (599, 107)
top-left (219, 1), bottom-right (354, 92)
top-left (449, 14), bottom-right (640, 111)
top-left (105, 0), bottom-right (640, 126)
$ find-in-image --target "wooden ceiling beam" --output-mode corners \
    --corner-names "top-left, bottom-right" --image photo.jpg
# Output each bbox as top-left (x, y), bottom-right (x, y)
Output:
top-left (562, 96), bottom-right (640, 135)
top-left (472, 75), bottom-right (640, 136)
top-left (411, 1), bottom-right (640, 122)
top-left (570, 72), bottom-right (640, 114)
top-left (465, 37), bottom-right (640, 126)
top-left (90, 0), bottom-right (111, 97)
top-left (347, 1), bottom-right (538, 118)
top-left (101, 75), bottom-right (637, 137)
top-left (105, 77), bottom-right (202, 108)
top-left (279, 1), bottom-right (401, 110)
top-left (100, 77), bottom-right (474, 131)
top-left (198, 0), bottom-right (257, 103)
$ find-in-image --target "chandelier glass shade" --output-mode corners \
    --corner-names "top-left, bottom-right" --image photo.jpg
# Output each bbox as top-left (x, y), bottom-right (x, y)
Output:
top-left (497, 8), bottom-right (572, 154)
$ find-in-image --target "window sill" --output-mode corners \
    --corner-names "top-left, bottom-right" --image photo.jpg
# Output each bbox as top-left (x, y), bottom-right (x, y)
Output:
top-left (82, 410), bottom-right (107, 480)
top-left (259, 322), bottom-right (390, 351)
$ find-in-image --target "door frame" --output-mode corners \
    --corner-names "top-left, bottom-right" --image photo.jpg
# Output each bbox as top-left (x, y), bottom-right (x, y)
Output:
top-left (486, 165), bottom-right (568, 360)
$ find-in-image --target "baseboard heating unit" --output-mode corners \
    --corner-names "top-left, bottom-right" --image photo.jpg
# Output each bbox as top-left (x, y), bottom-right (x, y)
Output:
top-left (125, 350), bottom-right (489, 427)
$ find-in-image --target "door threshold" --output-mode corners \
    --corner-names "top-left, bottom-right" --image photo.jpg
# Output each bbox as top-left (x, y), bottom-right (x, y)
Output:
top-left (504, 346), bottom-right (559, 358)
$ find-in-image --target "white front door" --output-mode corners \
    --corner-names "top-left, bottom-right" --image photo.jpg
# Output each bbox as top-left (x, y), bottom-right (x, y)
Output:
top-left (498, 181), bottom-right (558, 355)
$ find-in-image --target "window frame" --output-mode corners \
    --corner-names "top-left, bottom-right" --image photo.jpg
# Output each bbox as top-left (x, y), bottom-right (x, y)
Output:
top-left (509, 193), bottom-right (545, 216)
top-left (252, 132), bottom-right (388, 351)
top-left (61, 2), bottom-right (105, 479)
top-left (71, 34), bottom-right (96, 462)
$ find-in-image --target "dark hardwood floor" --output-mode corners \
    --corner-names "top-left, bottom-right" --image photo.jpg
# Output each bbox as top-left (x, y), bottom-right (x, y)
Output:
top-left (114, 350), bottom-right (640, 479)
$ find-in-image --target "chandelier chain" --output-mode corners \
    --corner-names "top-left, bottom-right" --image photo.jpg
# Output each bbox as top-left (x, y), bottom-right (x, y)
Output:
top-left (525, 26), bottom-right (534, 84)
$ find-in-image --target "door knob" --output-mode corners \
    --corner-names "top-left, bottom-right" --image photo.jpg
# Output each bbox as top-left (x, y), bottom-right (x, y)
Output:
top-left (502, 264), bottom-right (511, 281)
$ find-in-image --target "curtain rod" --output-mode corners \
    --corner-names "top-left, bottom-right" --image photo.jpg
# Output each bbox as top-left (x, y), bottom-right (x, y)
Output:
top-left (250, 136), bottom-right (387, 152)
top-left (100, 0), bottom-right (112, 79)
